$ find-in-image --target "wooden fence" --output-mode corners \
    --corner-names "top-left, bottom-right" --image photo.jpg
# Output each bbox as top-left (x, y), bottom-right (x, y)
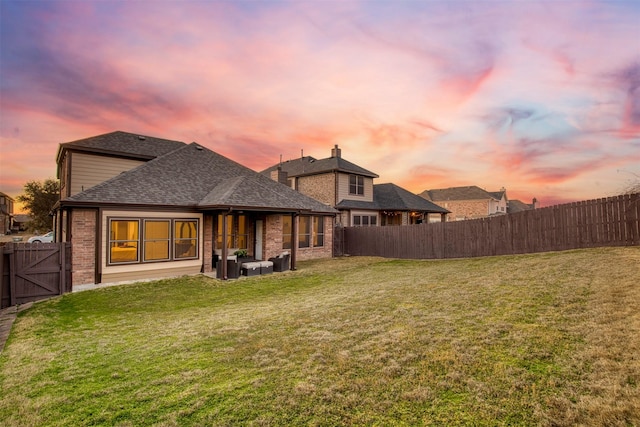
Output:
top-left (340, 193), bottom-right (640, 260)
top-left (0, 242), bottom-right (72, 309)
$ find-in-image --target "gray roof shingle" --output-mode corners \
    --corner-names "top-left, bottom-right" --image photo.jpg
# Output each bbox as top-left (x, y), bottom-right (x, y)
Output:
top-left (336, 183), bottom-right (448, 213)
top-left (419, 185), bottom-right (498, 202)
top-left (261, 155), bottom-right (378, 178)
top-left (62, 143), bottom-right (336, 214)
top-left (375, 183), bottom-right (449, 213)
top-left (57, 131), bottom-right (186, 162)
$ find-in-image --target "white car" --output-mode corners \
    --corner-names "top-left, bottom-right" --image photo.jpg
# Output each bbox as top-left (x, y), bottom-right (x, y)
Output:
top-left (27, 231), bottom-right (55, 243)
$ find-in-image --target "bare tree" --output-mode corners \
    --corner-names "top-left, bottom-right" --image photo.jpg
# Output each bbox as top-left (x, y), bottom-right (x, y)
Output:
top-left (617, 170), bottom-right (640, 195)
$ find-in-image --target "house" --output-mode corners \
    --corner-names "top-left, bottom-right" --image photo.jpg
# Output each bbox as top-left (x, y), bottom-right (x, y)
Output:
top-left (418, 186), bottom-right (509, 221)
top-left (508, 198), bottom-right (538, 213)
top-left (54, 131), bottom-right (337, 286)
top-left (0, 192), bottom-right (14, 234)
top-left (261, 145), bottom-right (448, 226)
top-left (13, 214), bottom-right (32, 231)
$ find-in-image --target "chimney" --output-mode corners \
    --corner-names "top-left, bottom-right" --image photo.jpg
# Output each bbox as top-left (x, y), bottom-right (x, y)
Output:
top-left (270, 167), bottom-right (289, 186)
top-left (331, 144), bottom-right (341, 158)
top-left (532, 197), bottom-right (538, 209)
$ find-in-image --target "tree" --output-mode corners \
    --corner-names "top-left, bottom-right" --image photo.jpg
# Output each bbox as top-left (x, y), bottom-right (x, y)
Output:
top-left (17, 179), bottom-right (60, 233)
top-left (618, 170), bottom-right (640, 195)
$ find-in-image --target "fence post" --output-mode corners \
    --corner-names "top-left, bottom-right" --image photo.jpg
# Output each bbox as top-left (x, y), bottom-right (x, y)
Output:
top-left (8, 243), bottom-right (16, 307)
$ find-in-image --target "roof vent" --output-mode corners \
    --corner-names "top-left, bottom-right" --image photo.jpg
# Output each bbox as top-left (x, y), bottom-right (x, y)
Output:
top-left (138, 135), bottom-right (146, 140)
top-left (195, 144), bottom-right (203, 151)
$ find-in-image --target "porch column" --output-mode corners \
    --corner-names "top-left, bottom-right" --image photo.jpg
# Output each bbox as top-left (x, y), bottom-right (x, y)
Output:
top-left (291, 213), bottom-right (298, 270)
top-left (221, 212), bottom-right (229, 279)
top-left (440, 213), bottom-right (447, 222)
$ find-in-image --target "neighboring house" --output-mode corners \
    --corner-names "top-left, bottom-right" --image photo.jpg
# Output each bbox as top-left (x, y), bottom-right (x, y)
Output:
top-left (419, 186), bottom-right (509, 221)
top-left (0, 192), bottom-right (14, 234)
top-left (261, 145), bottom-right (448, 226)
top-left (54, 131), bottom-right (337, 286)
top-left (13, 214), bottom-right (32, 231)
top-left (508, 198), bottom-right (538, 213)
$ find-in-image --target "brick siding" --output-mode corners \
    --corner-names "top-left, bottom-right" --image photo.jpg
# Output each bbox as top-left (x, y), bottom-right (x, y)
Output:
top-left (297, 174), bottom-right (336, 206)
top-left (70, 208), bottom-right (97, 285)
top-left (441, 200), bottom-right (489, 220)
top-left (203, 214), bottom-right (213, 273)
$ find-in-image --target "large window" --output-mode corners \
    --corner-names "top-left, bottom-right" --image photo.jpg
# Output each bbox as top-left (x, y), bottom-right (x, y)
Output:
top-left (349, 175), bottom-right (364, 196)
top-left (108, 217), bottom-right (199, 265)
top-left (282, 215), bottom-right (325, 249)
top-left (353, 214), bottom-right (377, 226)
top-left (215, 214), bottom-right (248, 249)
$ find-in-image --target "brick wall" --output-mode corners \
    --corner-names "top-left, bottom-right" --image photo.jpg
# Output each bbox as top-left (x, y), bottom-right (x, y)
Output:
top-left (203, 214), bottom-right (213, 273)
top-left (441, 200), bottom-right (489, 220)
top-left (264, 214), bottom-right (334, 261)
top-left (70, 208), bottom-right (97, 285)
top-left (296, 216), bottom-right (333, 261)
top-left (297, 173), bottom-right (336, 206)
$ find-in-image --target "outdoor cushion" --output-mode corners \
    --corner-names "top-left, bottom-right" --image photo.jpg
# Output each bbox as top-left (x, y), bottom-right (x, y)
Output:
top-left (259, 261), bottom-right (274, 274)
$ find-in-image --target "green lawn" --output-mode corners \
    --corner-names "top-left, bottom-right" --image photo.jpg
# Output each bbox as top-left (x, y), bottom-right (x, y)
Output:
top-left (1, 247), bottom-right (639, 426)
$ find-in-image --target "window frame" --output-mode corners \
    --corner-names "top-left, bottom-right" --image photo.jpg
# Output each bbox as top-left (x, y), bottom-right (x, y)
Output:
top-left (174, 219), bottom-right (199, 260)
top-left (107, 217), bottom-right (199, 266)
top-left (282, 215), bottom-right (292, 250)
top-left (298, 216), bottom-right (311, 248)
top-left (352, 214), bottom-right (377, 227)
top-left (108, 219), bottom-right (140, 264)
top-left (143, 219), bottom-right (171, 262)
top-left (349, 175), bottom-right (365, 196)
top-left (313, 216), bottom-right (324, 247)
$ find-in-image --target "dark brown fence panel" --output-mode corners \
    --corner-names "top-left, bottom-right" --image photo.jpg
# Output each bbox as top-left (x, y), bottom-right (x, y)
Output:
top-left (0, 242), bottom-right (72, 309)
top-left (342, 193), bottom-right (640, 260)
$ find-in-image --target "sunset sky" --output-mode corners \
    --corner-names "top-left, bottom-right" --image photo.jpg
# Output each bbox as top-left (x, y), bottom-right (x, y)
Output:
top-left (1, 0), bottom-right (639, 211)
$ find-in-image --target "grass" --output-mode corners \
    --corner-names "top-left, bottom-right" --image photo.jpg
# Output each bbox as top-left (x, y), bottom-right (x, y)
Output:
top-left (1, 247), bottom-right (639, 426)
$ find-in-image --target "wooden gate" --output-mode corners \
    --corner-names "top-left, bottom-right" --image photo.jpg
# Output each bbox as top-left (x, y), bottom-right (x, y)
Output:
top-left (0, 242), bottom-right (72, 309)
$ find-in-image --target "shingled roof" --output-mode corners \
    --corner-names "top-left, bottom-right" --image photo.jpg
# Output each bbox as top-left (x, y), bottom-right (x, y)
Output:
top-left (56, 131), bottom-right (186, 163)
top-left (419, 185), bottom-right (498, 202)
top-left (375, 183), bottom-right (448, 213)
top-left (261, 155), bottom-right (378, 178)
top-left (61, 143), bottom-right (337, 214)
top-left (337, 183), bottom-right (448, 213)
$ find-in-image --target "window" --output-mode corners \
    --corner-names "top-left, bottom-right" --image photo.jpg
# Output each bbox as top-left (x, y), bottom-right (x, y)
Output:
top-left (144, 220), bottom-right (170, 261)
top-left (109, 220), bottom-right (140, 263)
top-left (108, 217), bottom-right (199, 265)
top-left (282, 215), bottom-right (292, 250)
top-left (299, 216), bottom-right (310, 248)
top-left (175, 220), bottom-right (198, 259)
top-left (353, 214), bottom-right (377, 226)
top-left (216, 214), bottom-right (248, 249)
top-left (282, 215), bottom-right (325, 249)
top-left (349, 175), bottom-right (364, 196)
top-left (313, 216), bottom-right (324, 247)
